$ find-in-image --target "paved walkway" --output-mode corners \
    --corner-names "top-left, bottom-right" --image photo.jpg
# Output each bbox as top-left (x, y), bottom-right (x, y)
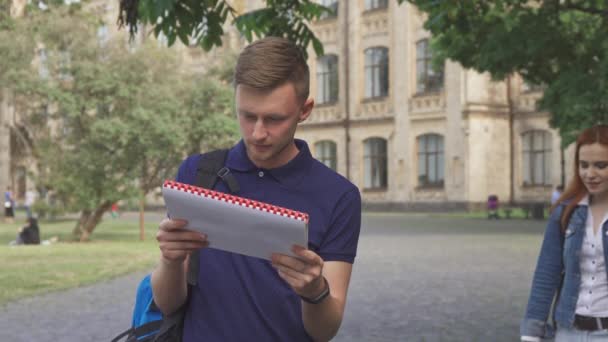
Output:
top-left (0, 213), bottom-right (546, 341)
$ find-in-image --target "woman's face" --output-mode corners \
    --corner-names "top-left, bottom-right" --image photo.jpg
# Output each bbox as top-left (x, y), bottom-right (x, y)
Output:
top-left (579, 143), bottom-right (608, 198)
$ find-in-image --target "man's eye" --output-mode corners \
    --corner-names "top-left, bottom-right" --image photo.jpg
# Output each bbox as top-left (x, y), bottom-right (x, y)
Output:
top-left (580, 162), bottom-right (589, 168)
top-left (596, 163), bottom-right (608, 169)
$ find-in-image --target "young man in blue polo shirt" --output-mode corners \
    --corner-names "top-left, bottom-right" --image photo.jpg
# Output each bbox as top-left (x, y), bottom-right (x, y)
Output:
top-left (152, 37), bottom-right (361, 341)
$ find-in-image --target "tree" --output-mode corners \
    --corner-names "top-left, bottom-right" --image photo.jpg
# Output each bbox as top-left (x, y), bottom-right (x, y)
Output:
top-left (117, 0), bottom-right (335, 58)
top-left (4, 3), bottom-right (239, 240)
top-left (406, 0), bottom-right (608, 145)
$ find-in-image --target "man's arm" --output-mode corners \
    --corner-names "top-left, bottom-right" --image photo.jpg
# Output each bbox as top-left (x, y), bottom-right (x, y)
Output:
top-left (301, 261), bottom-right (352, 342)
top-left (272, 246), bottom-right (353, 342)
top-left (151, 218), bottom-right (208, 315)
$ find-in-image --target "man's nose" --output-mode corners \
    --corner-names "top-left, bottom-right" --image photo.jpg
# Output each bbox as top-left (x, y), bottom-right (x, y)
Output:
top-left (252, 120), bottom-right (267, 140)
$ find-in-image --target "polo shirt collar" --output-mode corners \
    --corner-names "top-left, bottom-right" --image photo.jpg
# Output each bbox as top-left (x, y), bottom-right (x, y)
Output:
top-left (226, 139), bottom-right (313, 188)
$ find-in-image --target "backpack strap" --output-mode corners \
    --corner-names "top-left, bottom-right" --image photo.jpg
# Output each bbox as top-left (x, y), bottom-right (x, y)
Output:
top-left (150, 149), bottom-right (241, 342)
top-left (112, 320), bottom-right (163, 342)
top-left (188, 149), bottom-right (239, 286)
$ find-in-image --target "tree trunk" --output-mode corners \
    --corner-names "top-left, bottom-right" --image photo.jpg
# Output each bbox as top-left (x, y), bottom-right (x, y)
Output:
top-left (72, 209), bottom-right (91, 239)
top-left (139, 191), bottom-right (145, 241)
top-left (72, 202), bottom-right (112, 242)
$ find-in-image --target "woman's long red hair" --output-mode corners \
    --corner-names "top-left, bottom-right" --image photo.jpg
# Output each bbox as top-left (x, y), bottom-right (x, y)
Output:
top-left (552, 125), bottom-right (608, 232)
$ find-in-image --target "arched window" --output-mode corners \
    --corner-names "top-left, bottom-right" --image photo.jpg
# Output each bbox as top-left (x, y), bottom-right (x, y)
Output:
top-left (364, 47), bottom-right (389, 99)
top-left (363, 138), bottom-right (387, 189)
top-left (316, 55), bottom-right (339, 104)
top-left (364, 0), bottom-right (388, 11)
top-left (522, 130), bottom-right (552, 186)
top-left (417, 134), bottom-right (444, 187)
top-left (314, 140), bottom-right (337, 171)
top-left (319, 0), bottom-right (338, 19)
top-left (416, 39), bottom-right (444, 93)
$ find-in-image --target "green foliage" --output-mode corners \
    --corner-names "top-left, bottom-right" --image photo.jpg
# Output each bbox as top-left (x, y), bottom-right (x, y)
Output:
top-left (118, 0), bottom-right (333, 58)
top-left (407, 0), bottom-right (608, 145)
top-left (3, 4), bottom-right (239, 237)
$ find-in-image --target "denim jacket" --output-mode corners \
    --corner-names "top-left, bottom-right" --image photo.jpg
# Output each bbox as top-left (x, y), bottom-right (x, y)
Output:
top-left (521, 202), bottom-right (608, 338)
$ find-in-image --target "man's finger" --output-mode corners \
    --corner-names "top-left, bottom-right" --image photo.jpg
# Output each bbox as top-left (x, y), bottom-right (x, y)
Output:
top-left (159, 218), bottom-right (188, 231)
top-left (272, 253), bottom-right (308, 272)
top-left (160, 241), bottom-right (209, 251)
top-left (157, 228), bottom-right (207, 241)
top-left (292, 245), bottom-right (322, 265)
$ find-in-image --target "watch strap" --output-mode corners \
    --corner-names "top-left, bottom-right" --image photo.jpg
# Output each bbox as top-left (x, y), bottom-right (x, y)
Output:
top-left (300, 276), bottom-right (330, 304)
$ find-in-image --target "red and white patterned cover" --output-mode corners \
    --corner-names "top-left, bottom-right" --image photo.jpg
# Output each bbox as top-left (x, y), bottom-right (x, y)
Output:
top-left (162, 180), bottom-right (309, 260)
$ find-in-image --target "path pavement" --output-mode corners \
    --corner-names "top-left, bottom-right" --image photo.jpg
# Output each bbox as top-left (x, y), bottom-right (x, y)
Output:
top-left (0, 212), bottom-right (546, 342)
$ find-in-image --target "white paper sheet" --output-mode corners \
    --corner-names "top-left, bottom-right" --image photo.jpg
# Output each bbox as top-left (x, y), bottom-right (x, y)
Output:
top-left (162, 183), bottom-right (308, 261)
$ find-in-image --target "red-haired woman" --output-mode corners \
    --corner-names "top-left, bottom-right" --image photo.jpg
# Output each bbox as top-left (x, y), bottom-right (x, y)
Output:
top-left (521, 125), bottom-right (608, 341)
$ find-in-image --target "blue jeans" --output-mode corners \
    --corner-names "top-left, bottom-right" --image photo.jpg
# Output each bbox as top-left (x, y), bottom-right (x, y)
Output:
top-left (556, 327), bottom-right (608, 341)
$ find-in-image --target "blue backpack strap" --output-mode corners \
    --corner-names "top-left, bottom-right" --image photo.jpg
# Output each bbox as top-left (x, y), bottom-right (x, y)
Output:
top-left (132, 274), bottom-right (162, 327)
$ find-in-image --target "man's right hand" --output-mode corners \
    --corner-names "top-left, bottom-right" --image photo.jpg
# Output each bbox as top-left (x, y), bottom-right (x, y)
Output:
top-left (156, 218), bottom-right (209, 265)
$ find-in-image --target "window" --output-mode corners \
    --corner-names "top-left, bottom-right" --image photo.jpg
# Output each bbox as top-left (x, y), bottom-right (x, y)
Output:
top-left (38, 48), bottom-right (49, 79)
top-left (315, 140), bottom-right (337, 171)
top-left (364, 0), bottom-right (388, 11)
top-left (522, 130), bottom-right (552, 186)
top-left (319, 0), bottom-right (338, 19)
top-left (97, 24), bottom-right (109, 47)
top-left (316, 55), bottom-right (339, 104)
top-left (58, 50), bottom-right (72, 81)
top-left (417, 134), bottom-right (444, 187)
top-left (157, 32), bottom-right (168, 48)
top-left (521, 81), bottom-right (544, 93)
top-left (364, 47), bottom-right (389, 98)
top-left (364, 138), bottom-right (387, 189)
top-left (416, 39), bottom-right (444, 93)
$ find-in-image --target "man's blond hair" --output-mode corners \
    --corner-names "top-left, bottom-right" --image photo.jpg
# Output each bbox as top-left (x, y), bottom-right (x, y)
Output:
top-left (234, 37), bottom-right (310, 104)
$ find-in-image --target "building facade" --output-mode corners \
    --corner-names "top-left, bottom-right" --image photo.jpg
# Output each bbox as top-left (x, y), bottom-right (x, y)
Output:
top-left (298, 0), bottom-right (568, 210)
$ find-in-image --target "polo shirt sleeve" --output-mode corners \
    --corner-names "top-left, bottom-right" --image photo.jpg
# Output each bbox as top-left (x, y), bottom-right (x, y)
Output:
top-left (318, 187), bottom-right (362, 264)
top-left (175, 155), bottom-right (199, 185)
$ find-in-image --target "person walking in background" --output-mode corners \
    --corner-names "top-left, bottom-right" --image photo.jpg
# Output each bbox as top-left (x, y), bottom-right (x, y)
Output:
top-left (521, 125), bottom-right (608, 341)
top-left (24, 189), bottom-right (36, 218)
top-left (551, 185), bottom-right (564, 206)
top-left (4, 186), bottom-right (15, 223)
top-left (110, 202), bottom-right (119, 219)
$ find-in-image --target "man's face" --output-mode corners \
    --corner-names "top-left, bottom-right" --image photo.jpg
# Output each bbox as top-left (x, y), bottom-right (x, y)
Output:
top-left (578, 143), bottom-right (608, 198)
top-left (235, 83), bottom-right (313, 169)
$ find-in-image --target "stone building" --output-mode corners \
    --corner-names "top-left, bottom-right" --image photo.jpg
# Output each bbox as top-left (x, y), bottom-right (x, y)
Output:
top-left (299, 0), bottom-right (568, 210)
top-left (0, 0), bottom-right (568, 210)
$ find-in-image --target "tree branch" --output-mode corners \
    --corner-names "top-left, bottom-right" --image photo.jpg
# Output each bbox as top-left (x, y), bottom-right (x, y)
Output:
top-left (563, 1), bottom-right (608, 17)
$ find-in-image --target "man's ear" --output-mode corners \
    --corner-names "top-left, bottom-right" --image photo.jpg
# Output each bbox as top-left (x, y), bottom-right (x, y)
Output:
top-left (298, 98), bottom-right (314, 123)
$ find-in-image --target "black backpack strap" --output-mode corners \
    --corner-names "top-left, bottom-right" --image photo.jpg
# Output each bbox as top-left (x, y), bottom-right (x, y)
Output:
top-left (112, 320), bottom-right (163, 342)
top-left (195, 149), bottom-right (240, 193)
top-left (188, 149), bottom-right (239, 287)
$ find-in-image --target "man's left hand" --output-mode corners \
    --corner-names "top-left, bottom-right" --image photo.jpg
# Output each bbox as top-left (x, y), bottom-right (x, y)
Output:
top-left (271, 245), bottom-right (326, 299)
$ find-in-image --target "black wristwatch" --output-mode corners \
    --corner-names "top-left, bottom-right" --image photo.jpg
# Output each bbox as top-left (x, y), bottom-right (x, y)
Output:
top-left (300, 276), bottom-right (330, 304)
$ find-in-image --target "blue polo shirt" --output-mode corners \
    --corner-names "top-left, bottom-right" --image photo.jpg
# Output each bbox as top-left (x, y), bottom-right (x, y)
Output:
top-left (179, 139), bottom-right (361, 342)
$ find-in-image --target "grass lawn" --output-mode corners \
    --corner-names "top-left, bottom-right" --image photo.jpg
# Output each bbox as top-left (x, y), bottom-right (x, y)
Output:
top-left (0, 215), bottom-right (160, 305)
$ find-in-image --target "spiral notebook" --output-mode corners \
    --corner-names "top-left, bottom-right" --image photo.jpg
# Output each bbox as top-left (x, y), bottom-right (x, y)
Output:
top-left (162, 180), bottom-right (309, 261)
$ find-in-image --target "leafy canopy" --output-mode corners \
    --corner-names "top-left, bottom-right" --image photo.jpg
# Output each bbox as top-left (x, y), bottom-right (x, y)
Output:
top-left (406, 0), bottom-right (608, 145)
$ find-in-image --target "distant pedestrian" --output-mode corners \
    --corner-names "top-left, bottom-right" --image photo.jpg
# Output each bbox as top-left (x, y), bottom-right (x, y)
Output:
top-left (111, 202), bottom-right (119, 218)
top-left (550, 185), bottom-right (564, 205)
top-left (9, 217), bottom-right (41, 246)
top-left (487, 195), bottom-right (500, 219)
top-left (4, 186), bottom-right (15, 223)
top-left (24, 189), bottom-right (36, 218)
top-left (521, 125), bottom-right (608, 341)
